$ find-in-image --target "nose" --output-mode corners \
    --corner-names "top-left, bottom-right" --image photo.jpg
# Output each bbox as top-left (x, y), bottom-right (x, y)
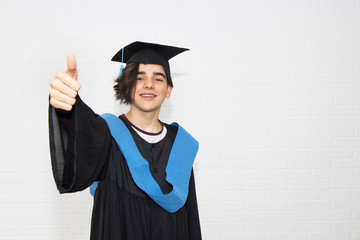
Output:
top-left (144, 78), bottom-right (154, 88)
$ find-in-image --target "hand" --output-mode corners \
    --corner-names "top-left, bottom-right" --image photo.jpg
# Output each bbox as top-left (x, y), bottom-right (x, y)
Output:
top-left (49, 53), bottom-right (81, 111)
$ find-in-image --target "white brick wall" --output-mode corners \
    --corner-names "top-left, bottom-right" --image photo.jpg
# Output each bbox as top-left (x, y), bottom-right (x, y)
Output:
top-left (0, 0), bottom-right (360, 239)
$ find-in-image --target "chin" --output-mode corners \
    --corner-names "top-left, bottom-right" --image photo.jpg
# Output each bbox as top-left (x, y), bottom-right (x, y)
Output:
top-left (133, 104), bottom-right (161, 113)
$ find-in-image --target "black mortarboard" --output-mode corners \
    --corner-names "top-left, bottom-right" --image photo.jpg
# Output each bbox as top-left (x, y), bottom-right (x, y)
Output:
top-left (111, 41), bottom-right (189, 87)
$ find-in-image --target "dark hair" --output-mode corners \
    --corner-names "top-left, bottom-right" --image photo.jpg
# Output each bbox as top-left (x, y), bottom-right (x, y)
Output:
top-left (114, 62), bottom-right (139, 105)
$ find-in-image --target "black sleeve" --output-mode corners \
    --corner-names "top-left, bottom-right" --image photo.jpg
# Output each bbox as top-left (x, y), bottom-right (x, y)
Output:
top-left (185, 169), bottom-right (202, 240)
top-left (48, 95), bottom-right (111, 193)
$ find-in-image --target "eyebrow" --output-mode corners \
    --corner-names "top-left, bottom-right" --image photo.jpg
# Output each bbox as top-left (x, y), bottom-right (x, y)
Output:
top-left (138, 71), bottom-right (167, 79)
top-left (154, 72), bottom-right (166, 79)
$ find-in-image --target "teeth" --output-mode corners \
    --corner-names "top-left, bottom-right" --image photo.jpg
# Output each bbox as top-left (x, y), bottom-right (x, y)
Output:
top-left (141, 94), bottom-right (155, 97)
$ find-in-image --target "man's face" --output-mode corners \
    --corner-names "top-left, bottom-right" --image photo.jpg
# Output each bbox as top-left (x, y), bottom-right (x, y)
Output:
top-left (131, 63), bottom-right (172, 113)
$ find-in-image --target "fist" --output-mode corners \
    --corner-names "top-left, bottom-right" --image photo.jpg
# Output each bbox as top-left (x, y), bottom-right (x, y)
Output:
top-left (50, 53), bottom-right (81, 111)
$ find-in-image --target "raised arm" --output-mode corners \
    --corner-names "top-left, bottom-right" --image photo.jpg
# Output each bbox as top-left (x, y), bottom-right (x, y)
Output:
top-left (48, 54), bottom-right (111, 193)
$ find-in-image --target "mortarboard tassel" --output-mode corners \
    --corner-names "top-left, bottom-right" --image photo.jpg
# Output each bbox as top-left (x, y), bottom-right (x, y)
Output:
top-left (118, 65), bottom-right (124, 78)
top-left (118, 47), bottom-right (125, 78)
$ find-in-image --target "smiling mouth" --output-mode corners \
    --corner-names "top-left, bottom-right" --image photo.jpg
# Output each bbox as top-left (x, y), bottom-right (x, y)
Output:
top-left (140, 94), bottom-right (156, 98)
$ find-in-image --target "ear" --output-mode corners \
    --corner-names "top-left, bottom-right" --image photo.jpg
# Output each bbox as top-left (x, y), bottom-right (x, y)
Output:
top-left (166, 86), bottom-right (173, 98)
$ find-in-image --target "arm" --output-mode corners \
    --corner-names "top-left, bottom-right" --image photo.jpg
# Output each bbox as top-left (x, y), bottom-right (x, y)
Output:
top-left (48, 54), bottom-right (111, 193)
top-left (185, 169), bottom-right (202, 240)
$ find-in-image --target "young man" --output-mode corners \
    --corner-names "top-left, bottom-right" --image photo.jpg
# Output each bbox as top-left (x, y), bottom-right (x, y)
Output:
top-left (48, 42), bottom-right (201, 240)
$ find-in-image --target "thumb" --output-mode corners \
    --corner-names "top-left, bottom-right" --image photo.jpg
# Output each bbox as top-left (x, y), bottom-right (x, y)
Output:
top-left (66, 53), bottom-right (78, 80)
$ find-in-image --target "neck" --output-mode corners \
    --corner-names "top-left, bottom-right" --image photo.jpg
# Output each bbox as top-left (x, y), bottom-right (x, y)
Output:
top-left (125, 107), bottom-right (162, 133)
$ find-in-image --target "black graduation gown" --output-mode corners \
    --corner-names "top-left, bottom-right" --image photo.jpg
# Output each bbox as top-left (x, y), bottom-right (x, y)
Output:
top-left (48, 96), bottom-right (201, 240)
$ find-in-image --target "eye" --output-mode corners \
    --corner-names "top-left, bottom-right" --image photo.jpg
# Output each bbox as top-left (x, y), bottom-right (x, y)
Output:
top-left (137, 77), bottom-right (144, 81)
top-left (155, 78), bottom-right (164, 82)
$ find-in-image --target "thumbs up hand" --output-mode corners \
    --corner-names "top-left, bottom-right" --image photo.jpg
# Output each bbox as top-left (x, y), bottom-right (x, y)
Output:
top-left (50, 53), bottom-right (81, 111)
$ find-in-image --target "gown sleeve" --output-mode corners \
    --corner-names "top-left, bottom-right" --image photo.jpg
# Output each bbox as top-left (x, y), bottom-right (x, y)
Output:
top-left (185, 169), bottom-right (202, 240)
top-left (48, 95), bottom-right (111, 193)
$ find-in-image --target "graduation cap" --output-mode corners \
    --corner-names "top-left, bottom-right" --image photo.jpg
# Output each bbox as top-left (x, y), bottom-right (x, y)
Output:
top-left (111, 41), bottom-right (189, 87)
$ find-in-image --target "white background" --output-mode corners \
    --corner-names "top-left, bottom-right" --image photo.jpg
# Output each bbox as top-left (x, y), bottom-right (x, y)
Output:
top-left (1, 0), bottom-right (360, 239)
